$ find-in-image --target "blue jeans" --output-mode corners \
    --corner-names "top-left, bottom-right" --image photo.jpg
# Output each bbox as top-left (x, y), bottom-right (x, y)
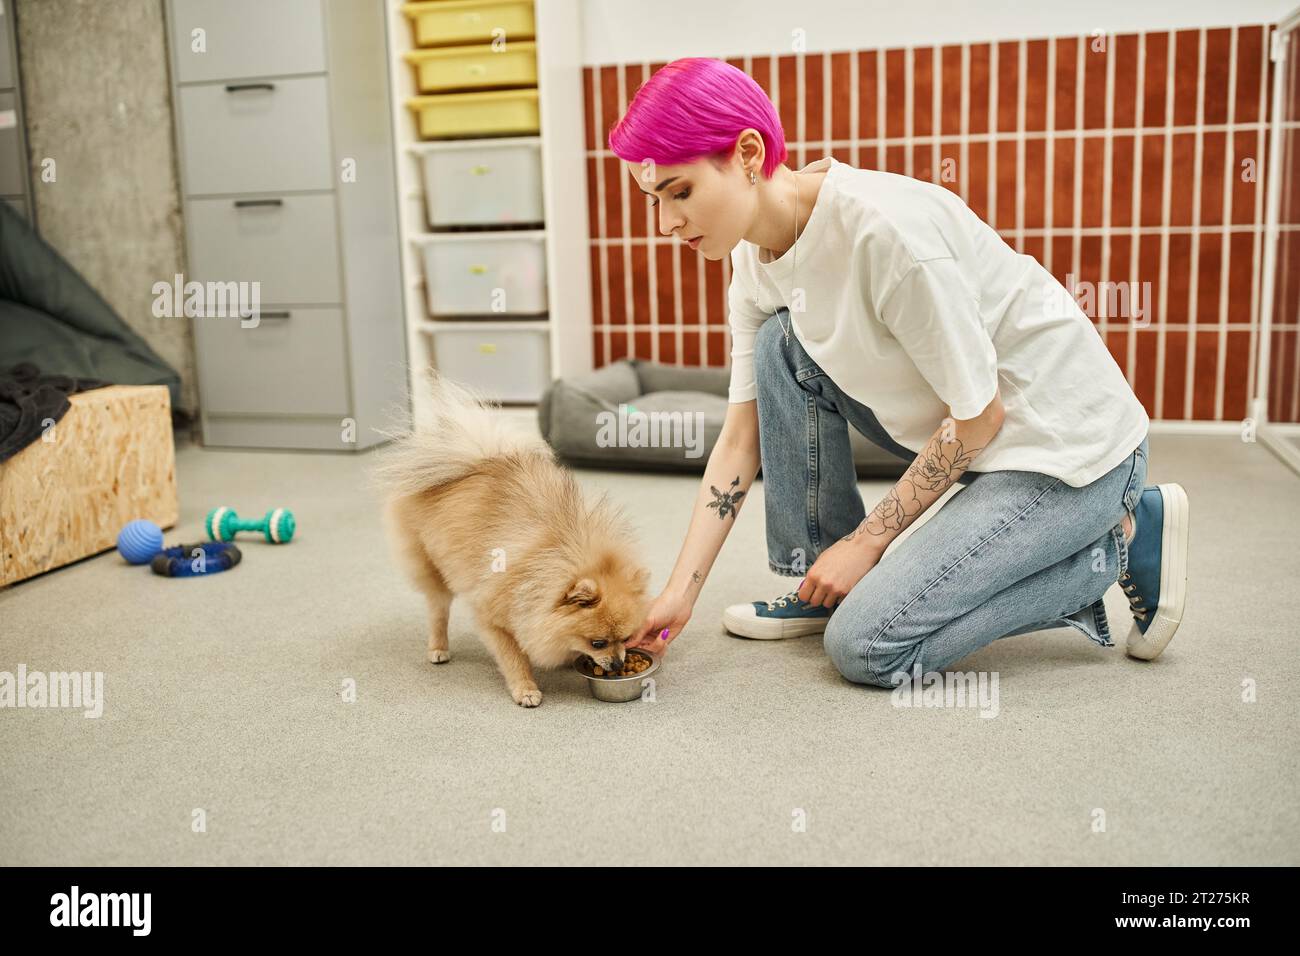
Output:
top-left (753, 310), bottom-right (1148, 688)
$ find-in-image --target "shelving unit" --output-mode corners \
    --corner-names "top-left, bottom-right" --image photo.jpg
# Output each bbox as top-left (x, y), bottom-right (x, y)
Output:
top-left (385, 0), bottom-right (593, 427)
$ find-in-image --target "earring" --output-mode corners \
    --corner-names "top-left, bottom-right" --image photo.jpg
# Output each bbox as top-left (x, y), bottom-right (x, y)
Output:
top-left (749, 169), bottom-right (756, 184)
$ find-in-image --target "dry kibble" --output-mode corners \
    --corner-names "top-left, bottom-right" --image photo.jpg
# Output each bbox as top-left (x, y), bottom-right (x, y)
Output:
top-left (588, 653), bottom-right (652, 678)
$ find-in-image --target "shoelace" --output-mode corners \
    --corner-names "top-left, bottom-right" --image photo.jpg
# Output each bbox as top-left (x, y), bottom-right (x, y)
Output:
top-left (1117, 511), bottom-right (1149, 622)
top-left (764, 588), bottom-right (805, 611)
top-left (1118, 569), bottom-right (1148, 621)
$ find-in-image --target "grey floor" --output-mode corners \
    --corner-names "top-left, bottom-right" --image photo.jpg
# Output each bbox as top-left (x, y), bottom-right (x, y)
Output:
top-left (1, 429), bottom-right (1297, 865)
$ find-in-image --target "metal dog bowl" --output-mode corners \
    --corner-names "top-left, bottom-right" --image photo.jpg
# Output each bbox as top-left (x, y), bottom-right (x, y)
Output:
top-left (574, 648), bottom-right (662, 702)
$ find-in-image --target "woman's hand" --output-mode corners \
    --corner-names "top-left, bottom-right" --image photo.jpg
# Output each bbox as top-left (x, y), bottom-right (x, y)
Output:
top-left (798, 537), bottom-right (884, 608)
top-left (627, 589), bottom-right (694, 653)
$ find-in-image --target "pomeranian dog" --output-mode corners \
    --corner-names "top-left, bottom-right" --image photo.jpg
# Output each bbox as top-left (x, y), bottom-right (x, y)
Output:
top-left (372, 371), bottom-right (651, 707)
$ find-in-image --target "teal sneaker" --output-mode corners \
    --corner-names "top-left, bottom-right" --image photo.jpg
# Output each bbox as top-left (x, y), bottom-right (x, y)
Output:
top-left (1120, 483), bottom-right (1190, 661)
top-left (723, 587), bottom-right (834, 640)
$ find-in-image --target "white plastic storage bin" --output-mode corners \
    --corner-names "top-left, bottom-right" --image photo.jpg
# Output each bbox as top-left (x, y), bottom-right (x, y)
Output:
top-left (426, 326), bottom-right (550, 403)
top-left (415, 231), bottom-right (547, 316)
top-left (416, 138), bottom-right (543, 227)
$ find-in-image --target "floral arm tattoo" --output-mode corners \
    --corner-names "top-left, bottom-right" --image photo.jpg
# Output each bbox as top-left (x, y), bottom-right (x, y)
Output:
top-left (842, 428), bottom-right (985, 543)
top-left (706, 476), bottom-right (747, 520)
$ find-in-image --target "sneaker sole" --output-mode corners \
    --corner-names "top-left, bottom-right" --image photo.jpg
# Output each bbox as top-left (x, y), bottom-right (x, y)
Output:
top-left (722, 606), bottom-right (829, 640)
top-left (1126, 482), bottom-right (1189, 661)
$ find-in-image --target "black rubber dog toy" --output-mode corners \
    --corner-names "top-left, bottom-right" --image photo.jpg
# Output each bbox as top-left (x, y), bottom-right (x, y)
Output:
top-left (150, 541), bottom-right (242, 578)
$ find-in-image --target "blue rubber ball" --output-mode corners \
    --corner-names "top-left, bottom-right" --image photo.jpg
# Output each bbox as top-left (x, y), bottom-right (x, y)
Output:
top-left (118, 519), bottom-right (164, 565)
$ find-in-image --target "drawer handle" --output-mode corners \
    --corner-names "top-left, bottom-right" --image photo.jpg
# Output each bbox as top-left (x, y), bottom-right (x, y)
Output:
top-left (225, 82), bottom-right (276, 93)
top-left (468, 64), bottom-right (487, 76)
top-left (257, 311), bottom-right (292, 320)
top-left (233, 198), bottom-right (283, 208)
top-left (478, 343), bottom-right (497, 354)
top-left (471, 165), bottom-right (491, 175)
top-left (460, 12), bottom-right (483, 23)
top-left (469, 265), bottom-right (487, 274)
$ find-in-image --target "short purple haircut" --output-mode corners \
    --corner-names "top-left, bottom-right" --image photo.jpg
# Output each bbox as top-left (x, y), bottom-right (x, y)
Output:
top-left (607, 57), bottom-right (788, 182)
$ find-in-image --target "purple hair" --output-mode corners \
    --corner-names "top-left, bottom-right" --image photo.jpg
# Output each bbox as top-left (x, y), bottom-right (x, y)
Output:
top-left (607, 57), bottom-right (788, 181)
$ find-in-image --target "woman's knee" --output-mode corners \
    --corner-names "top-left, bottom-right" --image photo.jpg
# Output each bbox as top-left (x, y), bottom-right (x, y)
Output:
top-left (823, 613), bottom-right (909, 688)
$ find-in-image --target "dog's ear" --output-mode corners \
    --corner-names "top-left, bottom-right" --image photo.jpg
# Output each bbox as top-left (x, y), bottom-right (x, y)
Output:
top-left (564, 577), bottom-right (601, 607)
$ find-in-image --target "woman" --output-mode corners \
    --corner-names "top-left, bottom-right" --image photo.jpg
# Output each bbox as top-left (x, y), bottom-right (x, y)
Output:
top-left (613, 58), bottom-right (1190, 687)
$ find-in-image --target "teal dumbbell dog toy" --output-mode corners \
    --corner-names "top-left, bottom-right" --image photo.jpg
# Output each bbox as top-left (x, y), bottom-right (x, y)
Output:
top-left (205, 506), bottom-right (296, 544)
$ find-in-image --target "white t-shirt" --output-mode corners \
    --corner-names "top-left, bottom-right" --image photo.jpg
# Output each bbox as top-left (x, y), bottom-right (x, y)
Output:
top-left (726, 155), bottom-right (1150, 487)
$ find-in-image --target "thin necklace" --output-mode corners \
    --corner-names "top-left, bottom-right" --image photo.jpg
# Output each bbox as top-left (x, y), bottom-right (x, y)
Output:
top-left (777, 171), bottom-right (800, 346)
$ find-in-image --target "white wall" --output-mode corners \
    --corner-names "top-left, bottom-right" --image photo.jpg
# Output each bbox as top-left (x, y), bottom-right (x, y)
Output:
top-left (581, 0), bottom-right (1297, 64)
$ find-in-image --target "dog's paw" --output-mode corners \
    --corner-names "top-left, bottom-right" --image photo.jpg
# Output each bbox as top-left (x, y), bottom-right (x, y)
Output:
top-left (427, 649), bottom-right (451, 664)
top-left (512, 686), bottom-right (543, 708)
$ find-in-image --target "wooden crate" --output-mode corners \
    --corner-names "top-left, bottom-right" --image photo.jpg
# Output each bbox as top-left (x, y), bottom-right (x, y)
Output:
top-left (0, 385), bottom-right (178, 586)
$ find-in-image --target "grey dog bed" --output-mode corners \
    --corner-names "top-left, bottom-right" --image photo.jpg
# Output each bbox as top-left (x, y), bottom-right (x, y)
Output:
top-left (537, 358), bottom-right (913, 478)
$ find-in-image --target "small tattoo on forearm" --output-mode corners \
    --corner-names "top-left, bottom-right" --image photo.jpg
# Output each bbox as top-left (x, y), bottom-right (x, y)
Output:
top-left (707, 476), bottom-right (746, 520)
top-left (690, 570), bottom-right (702, 584)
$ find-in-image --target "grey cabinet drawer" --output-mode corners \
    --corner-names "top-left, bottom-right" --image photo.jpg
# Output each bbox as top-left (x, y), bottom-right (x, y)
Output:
top-left (169, 0), bottom-right (326, 83)
top-left (0, 21), bottom-right (12, 89)
top-left (186, 194), bottom-right (342, 305)
top-left (178, 76), bottom-right (332, 195)
top-left (0, 91), bottom-right (23, 197)
top-left (193, 307), bottom-right (349, 416)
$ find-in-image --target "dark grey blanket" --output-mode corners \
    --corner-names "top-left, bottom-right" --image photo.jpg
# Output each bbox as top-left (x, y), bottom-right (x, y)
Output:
top-left (0, 362), bottom-right (108, 463)
top-left (0, 202), bottom-right (181, 420)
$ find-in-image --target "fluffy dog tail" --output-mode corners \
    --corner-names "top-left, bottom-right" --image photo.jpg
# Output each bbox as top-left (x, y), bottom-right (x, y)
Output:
top-left (370, 367), bottom-right (552, 500)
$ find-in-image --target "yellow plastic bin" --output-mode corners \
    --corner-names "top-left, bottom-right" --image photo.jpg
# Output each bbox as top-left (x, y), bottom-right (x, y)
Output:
top-left (401, 0), bottom-right (536, 48)
top-left (403, 41), bottom-right (537, 93)
top-left (407, 89), bottom-right (540, 138)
